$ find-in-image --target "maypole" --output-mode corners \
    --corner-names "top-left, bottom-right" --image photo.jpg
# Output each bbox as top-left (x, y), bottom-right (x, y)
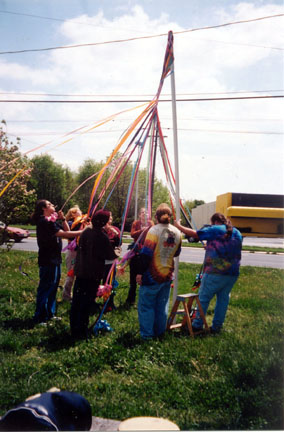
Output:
top-left (169, 30), bottom-right (181, 304)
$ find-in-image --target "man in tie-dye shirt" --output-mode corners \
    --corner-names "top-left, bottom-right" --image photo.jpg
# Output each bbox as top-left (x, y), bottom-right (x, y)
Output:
top-left (174, 213), bottom-right (242, 334)
top-left (136, 203), bottom-right (181, 340)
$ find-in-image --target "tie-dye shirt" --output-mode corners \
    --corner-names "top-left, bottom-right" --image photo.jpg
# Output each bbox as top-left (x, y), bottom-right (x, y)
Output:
top-left (197, 225), bottom-right (242, 276)
top-left (140, 223), bottom-right (182, 285)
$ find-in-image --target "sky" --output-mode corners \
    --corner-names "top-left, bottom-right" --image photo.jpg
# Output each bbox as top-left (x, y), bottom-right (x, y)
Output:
top-left (0, 0), bottom-right (283, 204)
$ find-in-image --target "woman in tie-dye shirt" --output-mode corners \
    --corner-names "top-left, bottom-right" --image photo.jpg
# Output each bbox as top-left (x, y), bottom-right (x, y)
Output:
top-left (174, 213), bottom-right (242, 334)
top-left (136, 203), bottom-right (182, 340)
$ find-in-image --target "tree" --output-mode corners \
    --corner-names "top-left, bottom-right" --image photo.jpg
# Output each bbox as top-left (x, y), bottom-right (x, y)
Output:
top-left (28, 154), bottom-right (74, 209)
top-left (74, 158), bottom-right (105, 214)
top-left (182, 199), bottom-right (205, 226)
top-left (0, 121), bottom-right (36, 224)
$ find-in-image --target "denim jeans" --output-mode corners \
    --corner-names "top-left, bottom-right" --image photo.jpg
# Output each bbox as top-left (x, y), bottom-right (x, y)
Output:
top-left (138, 280), bottom-right (171, 339)
top-left (33, 264), bottom-right (61, 323)
top-left (192, 273), bottom-right (238, 331)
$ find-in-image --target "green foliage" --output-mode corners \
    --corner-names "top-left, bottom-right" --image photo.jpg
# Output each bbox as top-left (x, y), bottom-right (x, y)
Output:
top-left (0, 122), bottom-right (37, 224)
top-left (0, 126), bottom-right (196, 227)
top-left (29, 154), bottom-right (76, 209)
top-left (73, 158), bottom-right (104, 214)
top-left (71, 155), bottom-right (170, 229)
top-left (182, 199), bottom-right (205, 226)
top-left (0, 251), bottom-right (283, 430)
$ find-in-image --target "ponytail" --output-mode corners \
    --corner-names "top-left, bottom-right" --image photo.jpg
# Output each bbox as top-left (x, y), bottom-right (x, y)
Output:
top-left (155, 203), bottom-right (172, 224)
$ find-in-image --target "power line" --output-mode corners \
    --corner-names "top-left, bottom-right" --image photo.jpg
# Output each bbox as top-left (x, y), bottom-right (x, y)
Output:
top-left (0, 9), bottom-right (101, 27)
top-left (0, 9), bottom-right (151, 35)
top-left (0, 95), bottom-right (282, 103)
top-left (8, 127), bottom-right (283, 136)
top-left (0, 89), bottom-right (282, 98)
top-left (5, 117), bottom-right (283, 123)
top-left (0, 13), bottom-right (283, 55)
top-left (1, 9), bottom-right (283, 51)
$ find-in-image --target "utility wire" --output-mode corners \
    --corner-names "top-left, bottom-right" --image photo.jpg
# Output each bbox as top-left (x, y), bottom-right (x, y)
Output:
top-left (0, 9), bottom-right (150, 34)
top-left (0, 89), bottom-right (282, 97)
top-left (5, 117), bottom-right (283, 123)
top-left (0, 13), bottom-right (283, 55)
top-left (8, 128), bottom-right (283, 136)
top-left (0, 95), bottom-right (282, 103)
top-left (1, 9), bottom-right (283, 51)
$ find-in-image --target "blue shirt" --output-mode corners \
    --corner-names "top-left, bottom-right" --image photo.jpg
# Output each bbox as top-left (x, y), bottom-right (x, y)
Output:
top-left (197, 225), bottom-right (242, 276)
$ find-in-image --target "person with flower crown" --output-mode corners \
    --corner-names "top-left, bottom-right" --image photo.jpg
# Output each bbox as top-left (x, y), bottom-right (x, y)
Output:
top-left (31, 200), bottom-right (84, 325)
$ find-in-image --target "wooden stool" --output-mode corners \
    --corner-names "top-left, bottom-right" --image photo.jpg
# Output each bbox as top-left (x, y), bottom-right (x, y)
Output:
top-left (167, 293), bottom-right (209, 337)
top-left (119, 416), bottom-right (180, 430)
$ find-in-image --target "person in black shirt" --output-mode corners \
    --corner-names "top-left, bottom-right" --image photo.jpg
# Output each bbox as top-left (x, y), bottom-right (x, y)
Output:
top-left (70, 210), bottom-right (116, 339)
top-left (31, 200), bottom-right (83, 325)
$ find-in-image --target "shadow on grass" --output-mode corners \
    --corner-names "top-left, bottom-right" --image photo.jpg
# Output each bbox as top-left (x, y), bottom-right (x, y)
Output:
top-left (115, 331), bottom-right (141, 348)
top-left (38, 327), bottom-right (78, 352)
top-left (2, 317), bottom-right (35, 330)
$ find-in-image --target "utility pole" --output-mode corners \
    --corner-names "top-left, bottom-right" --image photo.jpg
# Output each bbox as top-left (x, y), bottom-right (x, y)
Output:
top-left (169, 30), bottom-right (180, 305)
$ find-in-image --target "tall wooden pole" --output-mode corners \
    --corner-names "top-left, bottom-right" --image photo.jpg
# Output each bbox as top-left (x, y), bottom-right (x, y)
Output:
top-left (170, 31), bottom-right (180, 304)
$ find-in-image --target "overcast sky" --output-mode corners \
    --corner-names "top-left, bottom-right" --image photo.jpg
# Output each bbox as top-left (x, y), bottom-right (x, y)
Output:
top-left (0, 0), bottom-right (283, 203)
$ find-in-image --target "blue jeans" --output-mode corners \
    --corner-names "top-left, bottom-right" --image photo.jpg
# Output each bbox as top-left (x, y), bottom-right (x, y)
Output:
top-left (33, 265), bottom-right (61, 323)
top-left (138, 281), bottom-right (171, 339)
top-left (193, 273), bottom-right (238, 331)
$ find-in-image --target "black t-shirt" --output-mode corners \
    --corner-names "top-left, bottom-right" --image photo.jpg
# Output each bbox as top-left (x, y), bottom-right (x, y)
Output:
top-left (36, 216), bottom-right (62, 266)
top-left (74, 227), bottom-right (116, 280)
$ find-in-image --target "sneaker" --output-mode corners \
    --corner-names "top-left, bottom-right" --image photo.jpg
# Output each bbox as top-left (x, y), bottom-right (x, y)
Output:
top-left (38, 322), bottom-right (47, 327)
top-left (50, 316), bottom-right (62, 321)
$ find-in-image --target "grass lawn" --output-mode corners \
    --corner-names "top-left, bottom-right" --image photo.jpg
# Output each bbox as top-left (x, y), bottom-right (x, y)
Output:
top-left (0, 250), bottom-right (283, 430)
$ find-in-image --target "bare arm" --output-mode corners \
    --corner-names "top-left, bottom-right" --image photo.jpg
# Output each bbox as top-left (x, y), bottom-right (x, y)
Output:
top-left (55, 230), bottom-right (83, 239)
top-left (174, 219), bottom-right (199, 239)
top-left (57, 210), bottom-right (70, 232)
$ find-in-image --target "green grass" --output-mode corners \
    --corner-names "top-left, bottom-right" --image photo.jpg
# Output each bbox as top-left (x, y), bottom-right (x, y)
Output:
top-left (0, 250), bottom-right (283, 430)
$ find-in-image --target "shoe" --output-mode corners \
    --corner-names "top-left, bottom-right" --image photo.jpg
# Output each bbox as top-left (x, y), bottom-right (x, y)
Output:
top-left (191, 326), bottom-right (203, 333)
top-left (38, 322), bottom-right (47, 327)
top-left (210, 326), bottom-right (221, 335)
top-left (125, 300), bottom-right (135, 309)
top-left (50, 316), bottom-right (62, 321)
top-left (62, 293), bottom-right (72, 302)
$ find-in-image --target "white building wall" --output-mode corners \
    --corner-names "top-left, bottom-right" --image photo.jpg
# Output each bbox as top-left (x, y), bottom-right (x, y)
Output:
top-left (191, 202), bottom-right (216, 229)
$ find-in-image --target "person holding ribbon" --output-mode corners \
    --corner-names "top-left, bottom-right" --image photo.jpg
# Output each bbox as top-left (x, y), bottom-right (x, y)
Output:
top-left (102, 211), bottom-right (121, 311)
top-left (70, 210), bottom-right (117, 339)
top-left (174, 212), bottom-right (242, 334)
top-left (125, 207), bottom-right (154, 307)
top-left (31, 200), bottom-right (83, 325)
top-left (62, 205), bottom-right (84, 302)
top-left (136, 203), bottom-right (182, 340)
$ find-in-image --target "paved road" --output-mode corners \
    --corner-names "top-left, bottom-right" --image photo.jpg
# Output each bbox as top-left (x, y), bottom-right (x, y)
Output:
top-left (6, 237), bottom-right (284, 269)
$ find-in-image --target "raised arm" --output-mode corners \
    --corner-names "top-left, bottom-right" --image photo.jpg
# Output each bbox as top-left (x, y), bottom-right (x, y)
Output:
top-left (174, 219), bottom-right (199, 239)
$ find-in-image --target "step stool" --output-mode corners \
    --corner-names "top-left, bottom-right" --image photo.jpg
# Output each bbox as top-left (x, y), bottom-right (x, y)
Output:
top-left (167, 293), bottom-right (209, 337)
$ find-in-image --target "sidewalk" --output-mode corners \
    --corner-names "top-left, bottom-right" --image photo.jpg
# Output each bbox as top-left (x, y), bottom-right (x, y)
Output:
top-left (91, 417), bottom-right (120, 431)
